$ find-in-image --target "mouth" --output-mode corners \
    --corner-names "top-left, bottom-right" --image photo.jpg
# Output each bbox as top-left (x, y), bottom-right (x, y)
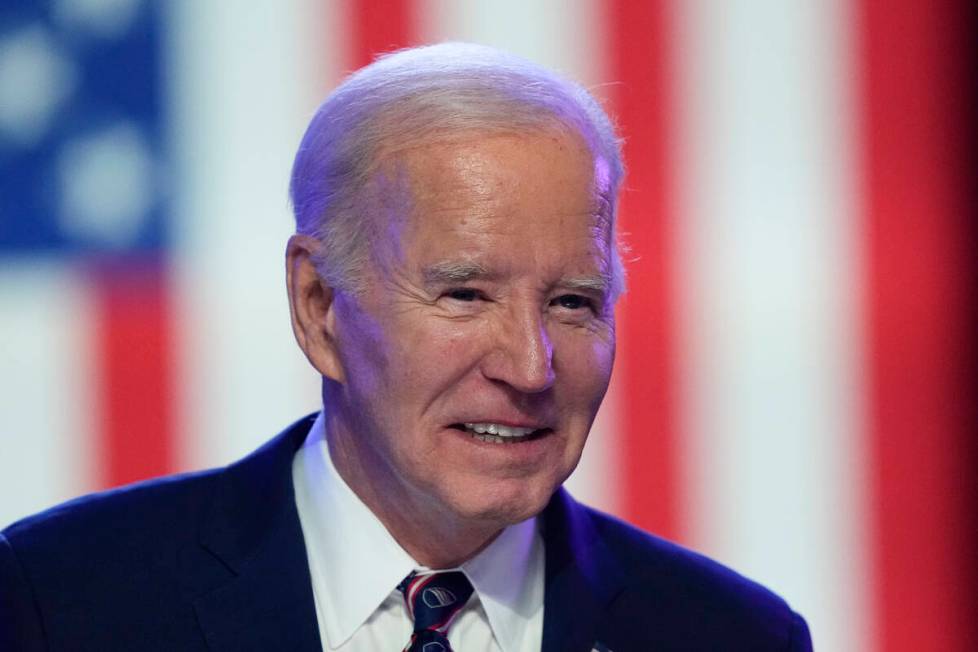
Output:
top-left (449, 422), bottom-right (552, 444)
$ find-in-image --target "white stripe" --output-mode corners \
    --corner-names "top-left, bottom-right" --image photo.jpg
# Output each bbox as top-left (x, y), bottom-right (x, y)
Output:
top-left (565, 375), bottom-right (623, 516)
top-left (0, 261), bottom-right (97, 525)
top-left (301, 0), bottom-right (354, 97)
top-left (163, 1), bottom-right (324, 470)
top-left (672, 1), bottom-right (871, 650)
top-left (418, 0), bottom-right (608, 88)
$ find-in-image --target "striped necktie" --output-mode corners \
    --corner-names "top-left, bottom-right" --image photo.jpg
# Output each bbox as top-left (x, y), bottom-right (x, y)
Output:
top-left (398, 570), bottom-right (475, 652)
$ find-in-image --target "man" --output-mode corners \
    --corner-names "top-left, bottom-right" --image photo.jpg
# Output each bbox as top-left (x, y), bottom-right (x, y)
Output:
top-left (1, 43), bottom-right (812, 651)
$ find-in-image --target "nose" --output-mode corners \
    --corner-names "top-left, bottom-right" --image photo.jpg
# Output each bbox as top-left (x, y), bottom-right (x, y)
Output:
top-left (481, 306), bottom-right (555, 394)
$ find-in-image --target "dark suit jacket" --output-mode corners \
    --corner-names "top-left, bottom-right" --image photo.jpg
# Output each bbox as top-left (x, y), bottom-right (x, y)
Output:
top-left (1, 415), bottom-right (812, 651)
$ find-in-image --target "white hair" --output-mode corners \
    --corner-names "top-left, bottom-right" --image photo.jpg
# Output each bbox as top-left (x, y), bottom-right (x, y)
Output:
top-left (289, 42), bottom-right (625, 297)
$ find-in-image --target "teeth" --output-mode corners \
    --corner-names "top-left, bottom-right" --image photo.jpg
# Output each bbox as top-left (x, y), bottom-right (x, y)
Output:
top-left (475, 434), bottom-right (504, 444)
top-left (463, 423), bottom-right (536, 439)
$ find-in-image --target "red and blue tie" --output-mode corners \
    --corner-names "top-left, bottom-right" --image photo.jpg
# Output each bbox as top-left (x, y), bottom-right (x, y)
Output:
top-left (398, 570), bottom-right (475, 652)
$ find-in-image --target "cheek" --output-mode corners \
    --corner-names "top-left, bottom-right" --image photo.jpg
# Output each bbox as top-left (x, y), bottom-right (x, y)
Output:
top-left (556, 334), bottom-right (615, 404)
top-left (442, 324), bottom-right (486, 358)
top-left (335, 305), bottom-right (395, 397)
top-left (400, 318), bottom-right (488, 374)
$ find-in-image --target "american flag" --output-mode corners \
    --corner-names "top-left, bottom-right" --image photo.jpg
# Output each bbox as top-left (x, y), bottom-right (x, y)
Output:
top-left (0, 2), bottom-right (974, 650)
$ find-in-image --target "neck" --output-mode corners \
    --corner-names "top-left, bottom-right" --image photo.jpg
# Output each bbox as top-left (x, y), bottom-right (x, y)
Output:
top-left (324, 412), bottom-right (503, 569)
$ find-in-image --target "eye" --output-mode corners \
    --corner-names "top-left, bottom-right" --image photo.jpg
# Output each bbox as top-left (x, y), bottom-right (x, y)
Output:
top-left (551, 294), bottom-right (593, 311)
top-left (444, 287), bottom-right (481, 302)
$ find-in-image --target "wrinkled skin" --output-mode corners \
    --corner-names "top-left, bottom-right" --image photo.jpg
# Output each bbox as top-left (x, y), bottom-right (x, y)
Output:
top-left (287, 130), bottom-right (617, 566)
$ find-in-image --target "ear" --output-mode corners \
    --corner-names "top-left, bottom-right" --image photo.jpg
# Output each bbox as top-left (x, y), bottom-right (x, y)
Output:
top-left (285, 234), bottom-right (346, 383)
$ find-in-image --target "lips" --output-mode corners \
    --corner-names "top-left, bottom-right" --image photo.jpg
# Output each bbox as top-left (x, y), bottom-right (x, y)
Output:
top-left (449, 421), bottom-right (551, 444)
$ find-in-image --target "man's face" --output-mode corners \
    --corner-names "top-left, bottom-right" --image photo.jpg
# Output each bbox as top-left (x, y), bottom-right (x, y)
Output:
top-left (325, 130), bottom-right (616, 532)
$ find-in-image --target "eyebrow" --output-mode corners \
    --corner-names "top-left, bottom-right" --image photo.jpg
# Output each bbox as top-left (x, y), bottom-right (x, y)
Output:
top-left (422, 261), bottom-right (611, 296)
top-left (559, 274), bottom-right (612, 295)
top-left (422, 261), bottom-right (494, 284)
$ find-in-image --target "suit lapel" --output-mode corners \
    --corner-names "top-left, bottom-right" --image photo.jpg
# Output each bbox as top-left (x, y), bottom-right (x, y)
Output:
top-left (192, 415), bottom-right (322, 652)
top-left (540, 489), bottom-right (626, 652)
top-left (187, 420), bottom-right (627, 652)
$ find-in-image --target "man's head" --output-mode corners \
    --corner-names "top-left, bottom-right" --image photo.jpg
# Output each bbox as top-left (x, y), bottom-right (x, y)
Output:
top-left (290, 42), bottom-right (624, 297)
top-left (286, 43), bottom-right (625, 565)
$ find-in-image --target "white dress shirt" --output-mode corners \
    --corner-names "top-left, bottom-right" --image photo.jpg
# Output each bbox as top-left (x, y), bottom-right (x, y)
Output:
top-left (292, 412), bottom-right (545, 652)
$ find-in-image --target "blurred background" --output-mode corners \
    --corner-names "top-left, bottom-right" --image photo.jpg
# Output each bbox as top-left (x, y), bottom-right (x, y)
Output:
top-left (0, 1), bottom-right (974, 650)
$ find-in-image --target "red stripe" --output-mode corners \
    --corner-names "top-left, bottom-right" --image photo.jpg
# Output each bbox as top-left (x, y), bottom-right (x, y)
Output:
top-left (407, 573), bottom-right (436, 618)
top-left (606, 1), bottom-right (683, 540)
top-left (350, 0), bottom-right (416, 68)
top-left (858, 0), bottom-right (977, 649)
top-left (93, 261), bottom-right (174, 488)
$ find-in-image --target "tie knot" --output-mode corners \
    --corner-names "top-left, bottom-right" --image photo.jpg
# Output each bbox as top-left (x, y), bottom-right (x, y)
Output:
top-left (398, 570), bottom-right (474, 636)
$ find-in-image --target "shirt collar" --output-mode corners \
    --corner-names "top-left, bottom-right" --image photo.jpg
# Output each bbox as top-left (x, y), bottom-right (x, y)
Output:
top-left (293, 412), bottom-right (543, 652)
top-left (463, 512), bottom-right (543, 652)
top-left (293, 413), bottom-right (416, 648)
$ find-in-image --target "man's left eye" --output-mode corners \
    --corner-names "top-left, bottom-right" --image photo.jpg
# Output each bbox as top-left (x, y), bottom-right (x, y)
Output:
top-left (552, 294), bottom-right (592, 311)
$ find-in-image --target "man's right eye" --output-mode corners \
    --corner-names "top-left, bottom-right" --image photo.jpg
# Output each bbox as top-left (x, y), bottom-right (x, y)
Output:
top-left (445, 288), bottom-right (479, 302)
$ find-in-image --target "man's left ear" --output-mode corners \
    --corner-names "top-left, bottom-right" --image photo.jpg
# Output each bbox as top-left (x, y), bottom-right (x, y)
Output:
top-left (285, 234), bottom-right (346, 383)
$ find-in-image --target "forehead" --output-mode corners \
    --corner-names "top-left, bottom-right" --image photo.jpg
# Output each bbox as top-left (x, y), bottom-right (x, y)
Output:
top-left (374, 131), bottom-right (612, 277)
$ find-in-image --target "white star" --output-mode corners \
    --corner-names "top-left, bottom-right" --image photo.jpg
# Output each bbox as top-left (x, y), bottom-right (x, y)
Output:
top-left (57, 121), bottom-right (156, 249)
top-left (52, 0), bottom-right (144, 40)
top-left (0, 25), bottom-right (77, 147)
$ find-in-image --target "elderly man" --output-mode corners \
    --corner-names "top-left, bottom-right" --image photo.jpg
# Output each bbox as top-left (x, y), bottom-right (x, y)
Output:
top-left (1, 44), bottom-right (811, 651)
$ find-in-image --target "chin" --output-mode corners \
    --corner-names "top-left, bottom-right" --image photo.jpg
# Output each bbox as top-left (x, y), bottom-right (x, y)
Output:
top-left (447, 478), bottom-right (558, 528)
